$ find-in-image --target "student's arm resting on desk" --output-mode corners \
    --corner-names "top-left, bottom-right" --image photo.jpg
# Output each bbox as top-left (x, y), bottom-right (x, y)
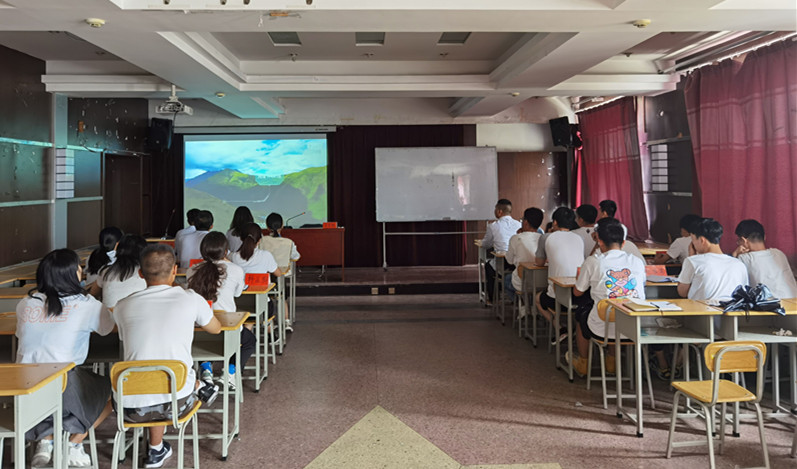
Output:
top-left (676, 256), bottom-right (695, 298)
top-left (193, 292), bottom-right (222, 334)
top-left (481, 222), bottom-right (495, 250)
top-left (573, 256), bottom-right (595, 297)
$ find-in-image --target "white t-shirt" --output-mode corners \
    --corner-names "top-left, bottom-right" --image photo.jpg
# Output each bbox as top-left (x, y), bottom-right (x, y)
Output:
top-left (259, 236), bottom-right (300, 271)
top-left (114, 285), bottom-right (214, 407)
top-left (96, 267), bottom-right (147, 308)
top-left (506, 231), bottom-right (542, 291)
top-left (575, 250), bottom-right (646, 339)
top-left (737, 248), bottom-right (797, 299)
top-left (230, 248), bottom-right (279, 275)
top-left (678, 253), bottom-right (748, 301)
top-left (667, 236), bottom-right (691, 263)
top-left (174, 225), bottom-right (196, 257)
top-left (225, 228), bottom-right (243, 256)
top-left (86, 250), bottom-right (116, 286)
top-left (536, 231), bottom-right (585, 297)
top-left (186, 260), bottom-right (245, 312)
top-left (481, 215), bottom-right (522, 253)
top-left (622, 241), bottom-right (645, 262)
top-left (16, 293), bottom-right (114, 365)
top-left (572, 226), bottom-right (596, 259)
top-left (178, 230), bottom-right (209, 268)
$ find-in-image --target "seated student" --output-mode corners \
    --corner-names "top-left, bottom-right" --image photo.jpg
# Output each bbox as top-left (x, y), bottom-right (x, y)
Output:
top-left (480, 199), bottom-right (522, 303)
top-left (114, 244), bottom-right (222, 469)
top-left (187, 232), bottom-right (249, 388)
top-left (230, 222), bottom-right (284, 277)
top-left (16, 249), bottom-right (115, 468)
top-left (653, 213), bottom-right (702, 264)
top-left (572, 204), bottom-right (598, 259)
top-left (226, 206), bottom-right (254, 255)
top-left (85, 226), bottom-right (123, 286)
top-left (534, 207), bottom-right (586, 341)
top-left (504, 207), bottom-right (544, 313)
top-left (174, 208), bottom-right (200, 259)
top-left (570, 218), bottom-right (647, 376)
top-left (259, 212), bottom-right (301, 330)
top-left (732, 219), bottom-right (797, 298)
top-left (92, 234), bottom-right (148, 308)
top-left (178, 210), bottom-right (213, 268)
top-left (593, 200), bottom-right (644, 261)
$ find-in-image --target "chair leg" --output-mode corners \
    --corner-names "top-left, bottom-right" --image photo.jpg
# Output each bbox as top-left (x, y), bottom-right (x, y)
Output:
top-left (718, 402), bottom-right (727, 455)
top-left (586, 339), bottom-right (594, 391)
top-left (132, 427), bottom-right (141, 469)
top-left (666, 391), bottom-right (682, 458)
top-left (178, 422), bottom-right (188, 469)
top-left (111, 431), bottom-right (124, 469)
top-left (192, 415), bottom-right (200, 469)
top-left (705, 403), bottom-right (716, 469)
top-left (269, 324), bottom-right (276, 365)
top-left (753, 403), bottom-right (771, 468)
top-left (89, 427), bottom-right (98, 469)
top-left (598, 345), bottom-right (607, 410)
top-left (642, 346), bottom-right (656, 410)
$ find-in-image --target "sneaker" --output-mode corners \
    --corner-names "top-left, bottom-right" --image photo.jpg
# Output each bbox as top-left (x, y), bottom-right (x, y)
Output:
top-left (550, 328), bottom-right (568, 346)
top-left (565, 351), bottom-right (588, 377)
top-left (200, 368), bottom-right (214, 384)
top-left (31, 439), bottom-right (53, 467)
top-left (197, 380), bottom-right (219, 405)
top-left (68, 443), bottom-right (92, 468)
top-left (649, 359), bottom-right (671, 380)
top-left (217, 372), bottom-right (236, 392)
top-left (517, 303), bottom-right (528, 319)
top-left (145, 441), bottom-right (172, 469)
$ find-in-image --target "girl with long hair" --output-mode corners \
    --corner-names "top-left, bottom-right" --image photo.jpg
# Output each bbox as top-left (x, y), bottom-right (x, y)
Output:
top-left (16, 249), bottom-right (115, 468)
top-left (226, 206), bottom-right (254, 254)
top-left (85, 226), bottom-right (123, 286)
top-left (93, 234), bottom-right (148, 307)
top-left (230, 222), bottom-right (284, 277)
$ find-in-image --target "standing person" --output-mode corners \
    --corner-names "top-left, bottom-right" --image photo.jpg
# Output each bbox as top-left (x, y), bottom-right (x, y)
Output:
top-left (114, 244), bottom-right (221, 468)
top-left (178, 210), bottom-right (213, 268)
top-left (92, 234), bottom-right (148, 308)
top-left (572, 204), bottom-right (598, 259)
top-left (226, 206), bottom-right (255, 255)
top-left (653, 214), bottom-right (702, 264)
top-left (732, 219), bottom-right (797, 299)
top-left (17, 249), bottom-right (115, 468)
top-left (85, 226), bottom-right (123, 286)
top-left (504, 207), bottom-right (544, 315)
top-left (174, 208), bottom-right (200, 259)
top-left (480, 199), bottom-right (522, 304)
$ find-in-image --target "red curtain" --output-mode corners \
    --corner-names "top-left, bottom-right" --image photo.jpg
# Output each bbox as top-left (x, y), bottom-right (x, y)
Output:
top-left (578, 97), bottom-right (649, 240)
top-left (684, 40), bottom-right (797, 263)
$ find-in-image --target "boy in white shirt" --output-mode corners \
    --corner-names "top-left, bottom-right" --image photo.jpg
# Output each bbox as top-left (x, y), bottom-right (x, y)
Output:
top-left (178, 210), bottom-right (213, 268)
top-left (572, 204), bottom-right (598, 259)
top-left (114, 244), bottom-right (222, 468)
top-left (653, 214), bottom-right (701, 264)
top-left (173, 208), bottom-right (199, 259)
top-left (570, 218), bottom-right (647, 376)
top-left (732, 219), bottom-right (797, 298)
top-left (504, 207), bottom-right (544, 311)
top-left (482, 199), bottom-right (522, 303)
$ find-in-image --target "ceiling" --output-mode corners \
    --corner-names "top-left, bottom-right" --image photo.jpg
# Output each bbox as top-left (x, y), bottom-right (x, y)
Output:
top-left (0, 0), bottom-right (794, 120)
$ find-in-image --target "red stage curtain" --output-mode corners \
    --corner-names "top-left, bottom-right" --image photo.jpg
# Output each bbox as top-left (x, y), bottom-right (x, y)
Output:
top-left (578, 97), bottom-right (649, 240)
top-left (684, 40), bottom-right (797, 263)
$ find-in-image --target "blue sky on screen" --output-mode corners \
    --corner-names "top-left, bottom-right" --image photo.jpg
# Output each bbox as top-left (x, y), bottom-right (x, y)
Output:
top-left (185, 138), bottom-right (326, 180)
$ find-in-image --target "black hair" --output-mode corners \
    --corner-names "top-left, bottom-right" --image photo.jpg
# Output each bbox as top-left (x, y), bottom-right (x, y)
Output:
top-left (523, 207), bottom-right (544, 230)
top-left (238, 222), bottom-right (263, 261)
top-left (140, 244), bottom-right (176, 282)
top-left (679, 214), bottom-right (702, 234)
top-left (544, 222), bottom-right (554, 233)
top-left (599, 200), bottom-right (617, 218)
top-left (575, 204), bottom-right (598, 224)
top-left (735, 219), bottom-right (765, 243)
top-left (693, 218), bottom-right (723, 245)
top-left (596, 217), bottom-right (625, 247)
top-left (551, 207), bottom-right (578, 230)
top-left (187, 232), bottom-right (228, 303)
top-left (496, 199), bottom-right (512, 214)
top-left (266, 212), bottom-right (283, 237)
top-left (102, 234), bottom-right (148, 282)
top-left (229, 206), bottom-right (255, 235)
top-left (186, 208), bottom-right (201, 225)
top-left (33, 249), bottom-right (84, 317)
top-left (87, 226), bottom-right (123, 275)
top-left (194, 210), bottom-right (214, 231)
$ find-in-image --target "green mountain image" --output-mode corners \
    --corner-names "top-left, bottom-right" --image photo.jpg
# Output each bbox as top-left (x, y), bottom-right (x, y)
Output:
top-left (256, 175), bottom-right (285, 185)
top-left (204, 169), bottom-right (259, 190)
top-left (283, 166), bottom-right (327, 220)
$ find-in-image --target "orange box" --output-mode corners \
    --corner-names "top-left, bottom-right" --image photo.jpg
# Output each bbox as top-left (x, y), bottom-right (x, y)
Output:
top-left (322, 222), bottom-right (338, 229)
top-left (189, 258), bottom-right (203, 267)
top-left (645, 265), bottom-right (667, 276)
top-left (245, 273), bottom-right (270, 286)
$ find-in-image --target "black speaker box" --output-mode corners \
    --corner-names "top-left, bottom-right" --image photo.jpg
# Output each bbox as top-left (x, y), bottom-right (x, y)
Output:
top-left (549, 116), bottom-right (571, 148)
top-left (147, 117), bottom-right (173, 151)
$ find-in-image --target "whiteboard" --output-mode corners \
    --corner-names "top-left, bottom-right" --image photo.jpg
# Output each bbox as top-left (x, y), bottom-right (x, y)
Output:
top-left (375, 147), bottom-right (498, 222)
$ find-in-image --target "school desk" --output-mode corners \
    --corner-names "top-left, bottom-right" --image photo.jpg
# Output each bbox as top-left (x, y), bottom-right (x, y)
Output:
top-left (0, 362), bottom-right (75, 469)
top-left (238, 283), bottom-right (277, 391)
top-left (634, 241), bottom-right (669, 257)
top-left (517, 262), bottom-right (547, 345)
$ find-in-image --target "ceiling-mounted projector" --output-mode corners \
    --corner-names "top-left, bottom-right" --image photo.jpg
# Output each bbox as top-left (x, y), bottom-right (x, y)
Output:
top-left (156, 85), bottom-right (193, 116)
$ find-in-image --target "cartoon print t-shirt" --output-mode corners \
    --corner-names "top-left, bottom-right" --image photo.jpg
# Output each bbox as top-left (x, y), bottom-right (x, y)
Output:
top-left (575, 249), bottom-right (647, 339)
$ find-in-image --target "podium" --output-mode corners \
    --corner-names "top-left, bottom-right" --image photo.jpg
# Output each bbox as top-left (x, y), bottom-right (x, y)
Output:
top-left (280, 227), bottom-right (345, 281)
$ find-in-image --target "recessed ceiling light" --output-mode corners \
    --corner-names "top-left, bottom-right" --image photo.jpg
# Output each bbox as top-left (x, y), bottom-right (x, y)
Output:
top-left (356, 32), bottom-right (385, 46)
top-left (268, 31), bottom-right (301, 46)
top-left (438, 32), bottom-right (470, 45)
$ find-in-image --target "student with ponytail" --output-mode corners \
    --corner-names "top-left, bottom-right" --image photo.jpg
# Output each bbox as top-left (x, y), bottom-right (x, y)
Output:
top-left (85, 226), bottom-right (123, 286)
top-left (93, 234), bottom-right (148, 308)
top-left (230, 222), bottom-right (284, 276)
top-left (16, 249), bottom-right (115, 468)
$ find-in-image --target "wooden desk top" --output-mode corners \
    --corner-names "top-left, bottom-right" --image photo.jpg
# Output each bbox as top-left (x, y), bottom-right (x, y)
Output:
top-left (0, 362), bottom-right (75, 396)
top-left (493, 251), bottom-right (506, 258)
top-left (608, 298), bottom-right (723, 317)
top-left (176, 268), bottom-right (187, 277)
top-left (212, 311), bottom-right (250, 331)
top-left (634, 241), bottom-right (669, 256)
top-left (0, 313), bottom-right (15, 336)
top-left (241, 283), bottom-right (276, 295)
top-left (0, 287), bottom-right (33, 299)
top-left (518, 262), bottom-right (546, 271)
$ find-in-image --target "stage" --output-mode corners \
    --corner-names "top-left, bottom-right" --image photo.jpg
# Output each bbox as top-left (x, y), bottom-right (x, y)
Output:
top-left (292, 265), bottom-right (479, 296)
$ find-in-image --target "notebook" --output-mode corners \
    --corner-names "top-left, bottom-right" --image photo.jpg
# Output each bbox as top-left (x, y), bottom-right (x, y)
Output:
top-left (624, 299), bottom-right (683, 312)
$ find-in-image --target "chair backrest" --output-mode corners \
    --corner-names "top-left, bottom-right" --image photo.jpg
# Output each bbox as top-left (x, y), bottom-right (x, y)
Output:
top-left (110, 360), bottom-right (188, 429)
top-left (703, 341), bottom-right (766, 404)
top-left (596, 299), bottom-right (613, 322)
top-left (259, 236), bottom-right (294, 271)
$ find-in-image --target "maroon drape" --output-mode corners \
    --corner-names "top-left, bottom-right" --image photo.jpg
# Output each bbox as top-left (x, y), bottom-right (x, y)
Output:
top-left (684, 40), bottom-right (797, 263)
top-left (578, 97), bottom-right (649, 240)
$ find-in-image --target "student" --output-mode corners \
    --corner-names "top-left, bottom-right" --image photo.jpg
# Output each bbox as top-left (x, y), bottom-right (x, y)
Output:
top-left (592, 200), bottom-right (643, 261)
top-left (653, 214), bottom-right (702, 264)
top-left (570, 218), bottom-right (647, 376)
top-left (230, 222), bottom-right (284, 277)
top-left (174, 208), bottom-right (200, 258)
top-left (534, 207), bottom-right (585, 339)
top-left (92, 234), bottom-right (148, 308)
top-left (572, 204), bottom-right (598, 259)
top-left (16, 249), bottom-right (115, 468)
top-left (114, 245), bottom-right (222, 469)
top-left (178, 210), bottom-right (213, 268)
top-left (480, 199), bottom-right (522, 303)
top-left (732, 219), bottom-right (797, 299)
top-left (226, 206), bottom-right (255, 255)
top-left (85, 226), bottom-right (123, 286)
top-left (504, 207), bottom-right (544, 313)
top-left (187, 232), bottom-right (249, 388)
top-left (259, 212), bottom-right (301, 330)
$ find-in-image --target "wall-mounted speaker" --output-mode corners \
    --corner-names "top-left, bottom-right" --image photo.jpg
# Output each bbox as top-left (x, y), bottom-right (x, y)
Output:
top-left (147, 117), bottom-right (173, 152)
top-left (549, 116), bottom-right (571, 148)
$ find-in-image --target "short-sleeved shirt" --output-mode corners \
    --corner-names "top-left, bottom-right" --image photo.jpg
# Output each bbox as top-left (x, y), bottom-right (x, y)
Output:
top-left (16, 293), bottom-right (114, 365)
top-left (481, 216), bottom-right (522, 253)
top-left (737, 248), bottom-right (797, 299)
top-left (575, 250), bottom-right (646, 339)
top-left (678, 253), bottom-right (748, 301)
top-left (174, 225), bottom-right (196, 257)
top-left (666, 236), bottom-right (691, 263)
top-left (177, 230), bottom-right (209, 268)
top-left (572, 226), bottom-right (596, 259)
top-left (536, 231), bottom-right (585, 297)
top-left (186, 260), bottom-right (245, 312)
top-left (96, 268), bottom-right (147, 308)
top-left (114, 285), bottom-right (214, 407)
top-left (506, 231), bottom-right (542, 291)
top-left (622, 241), bottom-right (645, 262)
top-left (225, 228), bottom-right (243, 255)
top-left (230, 248), bottom-right (279, 275)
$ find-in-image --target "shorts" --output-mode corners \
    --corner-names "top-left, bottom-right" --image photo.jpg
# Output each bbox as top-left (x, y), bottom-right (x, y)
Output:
top-left (118, 394), bottom-right (196, 424)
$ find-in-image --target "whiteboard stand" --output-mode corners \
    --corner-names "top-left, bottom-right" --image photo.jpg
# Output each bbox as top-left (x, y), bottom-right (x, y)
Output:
top-left (382, 222), bottom-right (388, 271)
top-left (381, 222), bottom-right (486, 270)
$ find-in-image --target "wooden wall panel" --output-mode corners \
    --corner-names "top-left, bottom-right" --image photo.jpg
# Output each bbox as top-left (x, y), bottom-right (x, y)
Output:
top-left (0, 205), bottom-right (49, 266)
top-left (67, 200), bottom-right (102, 250)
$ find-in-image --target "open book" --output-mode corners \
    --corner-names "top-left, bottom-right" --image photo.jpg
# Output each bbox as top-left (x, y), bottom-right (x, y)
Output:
top-left (647, 275), bottom-right (680, 283)
top-left (624, 299), bottom-right (683, 312)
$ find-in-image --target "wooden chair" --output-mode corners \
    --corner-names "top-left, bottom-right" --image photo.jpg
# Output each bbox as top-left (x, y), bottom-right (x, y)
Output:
top-left (666, 340), bottom-right (769, 469)
top-left (110, 360), bottom-right (202, 469)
